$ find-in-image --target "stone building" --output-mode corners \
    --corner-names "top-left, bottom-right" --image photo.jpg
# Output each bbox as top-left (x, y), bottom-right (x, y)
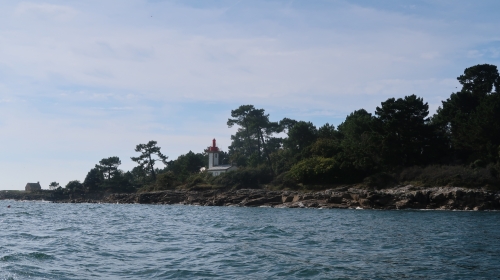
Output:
top-left (25, 182), bottom-right (42, 192)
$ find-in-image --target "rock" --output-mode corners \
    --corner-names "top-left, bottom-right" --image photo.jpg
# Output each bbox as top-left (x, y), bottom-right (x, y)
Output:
top-left (328, 194), bottom-right (343, 204)
top-left (7, 185), bottom-right (499, 210)
top-left (395, 199), bottom-right (410, 209)
top-left (358, 198), bottom-right (371, 208)
top-left (242, 196), bottom-right (282, 207)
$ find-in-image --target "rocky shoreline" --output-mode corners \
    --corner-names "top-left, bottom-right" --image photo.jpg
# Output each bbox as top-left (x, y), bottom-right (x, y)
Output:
top-left (46, 185), bottom-right (500, 211)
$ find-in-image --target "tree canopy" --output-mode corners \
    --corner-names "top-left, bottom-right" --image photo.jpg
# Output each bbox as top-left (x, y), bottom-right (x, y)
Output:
top-left (63, 63), bottom-right (500, 192)
top-left (131, 141), bottom-right (168, 181)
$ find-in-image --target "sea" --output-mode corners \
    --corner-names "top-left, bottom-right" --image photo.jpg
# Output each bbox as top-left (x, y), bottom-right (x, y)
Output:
top-left (0, 200), bottom-right (499, 279)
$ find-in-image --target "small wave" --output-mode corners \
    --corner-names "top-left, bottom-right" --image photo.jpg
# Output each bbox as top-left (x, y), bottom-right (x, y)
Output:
top-left (27, 252), bottom-right (54, 260)
top-left (55, 226), bottom-right (80, 232)
top-left (0, 252), bottom-right (54, 262)
top-left (17, 233), bottom-right (52, 240)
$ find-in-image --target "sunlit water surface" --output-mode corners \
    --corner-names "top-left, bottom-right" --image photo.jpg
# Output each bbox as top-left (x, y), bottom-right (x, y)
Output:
top-left (0, 200), bottom-right (499, 279)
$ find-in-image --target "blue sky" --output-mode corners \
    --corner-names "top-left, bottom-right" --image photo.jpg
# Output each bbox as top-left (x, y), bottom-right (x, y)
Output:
top-left (1, 0), bottom-right (500, 189)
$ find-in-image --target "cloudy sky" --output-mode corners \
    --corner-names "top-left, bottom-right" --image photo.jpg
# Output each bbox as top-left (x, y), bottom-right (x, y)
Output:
top-left (1, 0), bottom-right (499, 190)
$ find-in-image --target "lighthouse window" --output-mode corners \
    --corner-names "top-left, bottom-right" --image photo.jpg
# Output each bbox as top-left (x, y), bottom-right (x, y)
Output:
top-left (215, 154), bottom-right (217, 158)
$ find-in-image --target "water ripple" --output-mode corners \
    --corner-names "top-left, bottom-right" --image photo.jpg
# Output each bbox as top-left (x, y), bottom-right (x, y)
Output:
top-left (0, 201), bottom-right (499, 279)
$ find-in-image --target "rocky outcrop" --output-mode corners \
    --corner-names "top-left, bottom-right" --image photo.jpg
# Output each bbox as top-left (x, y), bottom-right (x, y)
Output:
top-left (5, 185), bottom-right (499, 210)
top-left (53, 185), bottom-right (500, 210)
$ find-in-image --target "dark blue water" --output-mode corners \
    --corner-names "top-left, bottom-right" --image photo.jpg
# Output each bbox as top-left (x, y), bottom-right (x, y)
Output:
top-left (0, 200), bottom-right (499, 279)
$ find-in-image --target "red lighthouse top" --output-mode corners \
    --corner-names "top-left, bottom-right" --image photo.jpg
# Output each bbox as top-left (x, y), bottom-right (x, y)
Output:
top-left (206, 138), bottom-right (219, 152)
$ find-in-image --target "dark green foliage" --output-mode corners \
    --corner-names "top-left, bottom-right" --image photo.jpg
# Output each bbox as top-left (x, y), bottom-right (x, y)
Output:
top-left (83, 168), bottom-right (103, 192)
top-left (183, 172), bottom-right (215, 190)
top-left (457, 64), bottom-right (499, 95)
top-left (165, 151), bottom-right (206, 182)
top-left (375, 94), bottom-right (431, 167)
top-left (211, 166), bottom-right (273, 189)
top-left (270, 149), bottom-right (296, 175)
top-left (308, 138), bottom-right (341, 158)
top-left (398, 164), bottom-right (500, 188)
top-left (288, 157), bottom-right (340, 184)
top-left (48, 182), bottom-right (60, 190)
top-left (337, 109), bottom-right (380, 173)
top-left (155, 171), bottom-right (177, 190)
top-left (363, 172), bottom-right (397, 189)
top-left (131, 141), bottom-right (168, 181)
top-left (284, 121), bottom-right (317, 151)
top-left (271, 171), bottom-right (300, 189)
top-left (75, 64), bottom-right (500, 192)
top-left (65, 180), bottom-right (84, 192)
top-left (102, 170), bottom-right (135, 193)
top-left (317, 123), bottom-right (338, 139)
top-left (129, 166), bottom-right (147, 187)
top-left (434, 64), bottom-right (500, 163)
top-left (95, 157), bottom-right (121, 180)
top-left (227, 105), bottom-right (282, 168)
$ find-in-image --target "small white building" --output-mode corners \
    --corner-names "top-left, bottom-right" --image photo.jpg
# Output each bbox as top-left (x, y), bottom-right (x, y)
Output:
top-left (206, 139), bottom-right (237, 176)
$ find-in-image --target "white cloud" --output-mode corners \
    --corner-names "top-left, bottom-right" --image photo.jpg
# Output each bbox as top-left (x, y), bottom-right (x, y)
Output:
top-left (15, 2), bottom-right (77, 21)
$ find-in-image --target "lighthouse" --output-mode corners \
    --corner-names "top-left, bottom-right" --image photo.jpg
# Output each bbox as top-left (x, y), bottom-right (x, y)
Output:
top-left (207, 138), bottom-right (219, 168)
top-left (205, 138), bottom-right (237, 176)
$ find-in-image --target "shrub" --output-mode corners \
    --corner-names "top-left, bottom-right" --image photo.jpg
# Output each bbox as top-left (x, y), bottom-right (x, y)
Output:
top-left (288, 157), bottom-right (340, 184)
top-left (271, 171), bottom-right (300, 190)
top-left (398, 165), bottom-right (500, 188)
top-left (211, 166), bottom-right (273, 189)
top-left (363, 172), bottom-right (397, 189)
top-left (156, 171), bottom-right (177, 189)
top-left (185, 172), bottom-right (213, 188)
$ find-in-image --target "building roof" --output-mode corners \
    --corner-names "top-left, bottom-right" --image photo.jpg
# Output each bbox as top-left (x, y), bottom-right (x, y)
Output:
top-left (207, 165), bottom-right (235, 171)
top-left (25, 182), bottom-right (41, 188)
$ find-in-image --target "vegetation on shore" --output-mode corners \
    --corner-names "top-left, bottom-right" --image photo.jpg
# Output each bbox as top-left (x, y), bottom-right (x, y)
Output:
top-left (44, 64), bottom-right (500, 195)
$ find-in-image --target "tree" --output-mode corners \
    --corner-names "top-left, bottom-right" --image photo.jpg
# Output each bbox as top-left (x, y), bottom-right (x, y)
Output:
top-left (227, 105), bottom-right (282, 168)
top-left (131, 140), bottom-right (168, 181)
top-left (227, 105), bottom-right (259, 158)
top-left (317, 123), bottom-right (338, 139)
top-left (375, 94), bottom-right (431, 166)
top-left (65, 180), bottom-right (84, 192)
top-left (279, 118), bottom-right (298, 133)
top-left (337, 109), bottom-right (381, 173)
top-left (83, 168), bottom-right (103, 192)
top-left (434, 64), bottom-right (500, 162)
top-left (49, 182), bottom-right (60, 190)
top-left (95, 157), bottom-right (121, 180)
top-left (457, 64), bottom-right (499, 96)
top-left (283, 121), bottom-right (317, 151)
top-left (164, 151), bottom-right (206, 182)
top-left (129, 166), bottom-right (147, 186)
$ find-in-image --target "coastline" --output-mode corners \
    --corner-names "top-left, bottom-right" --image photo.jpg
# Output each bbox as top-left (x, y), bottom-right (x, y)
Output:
top-left (3, 185), bottom-right (500, 210)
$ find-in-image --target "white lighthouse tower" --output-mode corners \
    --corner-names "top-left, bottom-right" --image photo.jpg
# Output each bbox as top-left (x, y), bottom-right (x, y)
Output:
top-left (207, 138), bottom-right (219, 168)
top-left (205, 138), bottom-right (237, 176)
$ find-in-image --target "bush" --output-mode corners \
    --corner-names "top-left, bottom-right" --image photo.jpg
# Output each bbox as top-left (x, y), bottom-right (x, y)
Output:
top-left (271, 171), bottom-right (300, 190)
top-left (288, 157), bottom-right (340, 184)
top-left (137, 171), bottom-right (179, 193)
top-left (398, 164), bottom-right (500, 188)
top-left (363, 172), bottom-right (397, 189)
top-left (185, 172), bottom-right (213, 189)
top-left (156, 171), bottom-right (177, 189)
top-left (211, 166), bottom-right (273, 189)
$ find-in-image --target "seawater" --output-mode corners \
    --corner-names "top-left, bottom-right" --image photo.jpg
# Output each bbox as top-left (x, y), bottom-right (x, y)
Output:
top-left (0, 200), bottom-right (499, 279)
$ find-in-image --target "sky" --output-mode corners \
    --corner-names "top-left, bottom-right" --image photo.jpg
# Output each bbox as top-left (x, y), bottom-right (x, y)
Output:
top-left (1, 0), bottom-right (500, 190)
